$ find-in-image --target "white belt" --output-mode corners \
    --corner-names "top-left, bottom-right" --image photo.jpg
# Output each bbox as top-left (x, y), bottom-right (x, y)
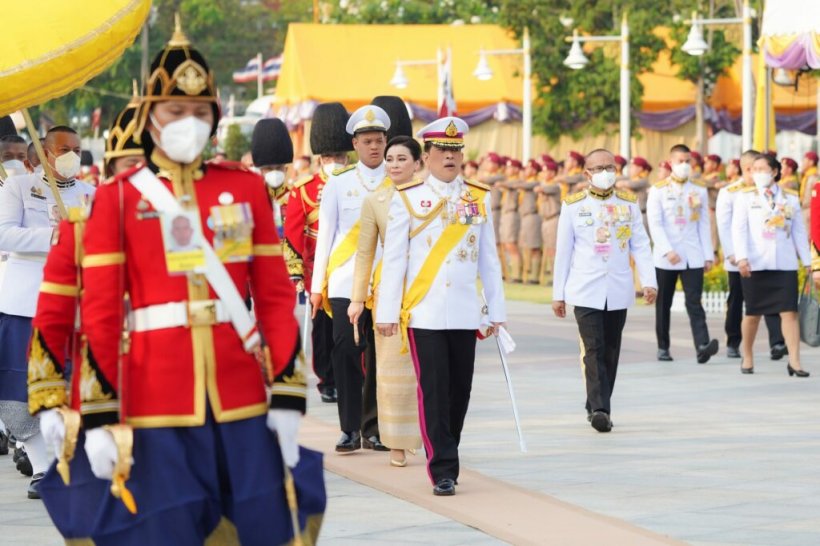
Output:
top-left (129, 300), bottom-right (230, 332)
top-left (10, 252), bottom-right (47, 263)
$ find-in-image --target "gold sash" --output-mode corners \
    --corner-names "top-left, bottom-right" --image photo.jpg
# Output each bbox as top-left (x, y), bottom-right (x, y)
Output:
top-left (321, 221), bottom-right (360, 317)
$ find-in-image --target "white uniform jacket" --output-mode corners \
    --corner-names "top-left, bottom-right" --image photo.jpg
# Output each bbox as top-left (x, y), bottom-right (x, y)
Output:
top-left (731, 185), bottom-right (810, 271)
top-left (376, 175), bottom-right (506, 330)
top-left (0, 172), bottom-right (94, 317)
top-left (310, 161), bottom-right (386, 299)
top-left (714, 180), bottom-right (746, 272)
top-left (553, 189), bottom-right (656, 311)
top-left (647, 177), bottom-right (714, 270)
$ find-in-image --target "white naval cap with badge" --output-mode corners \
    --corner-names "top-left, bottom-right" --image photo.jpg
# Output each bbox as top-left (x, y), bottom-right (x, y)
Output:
top-left (416, 116), bottom-right (469, 150)
top-left (345, 105), bottom-right (391, 135)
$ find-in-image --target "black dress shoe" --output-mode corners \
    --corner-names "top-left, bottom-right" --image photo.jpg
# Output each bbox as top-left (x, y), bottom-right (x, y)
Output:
top-left (696, 339), bottom-right (719, 364)
top-left (787, 364), bottom-right (810, 377)
top-left (727, 346), bottom-right (741, 359)
top-left (770, 343), bottom-right (788, 361)
top-left (433, 478), bottom-right (456, 496)
top-left (0, 430), bottom-right (8, 456)
top-left (590, 411), bottom-right (612, 433)
top-left (16, 451), bottom-right (32, 477)
top-left (28, 472), bottom-right (45, 500)
top-left (320, 388), bottom-right (337, 403)
top-left (335, 431), bottom-right (362, 453)
top-left (740, 359), bottom-right (754, 374)
top-left (362, 435), bottom-right (389, 452)
top-left (657, 349), bottom-right (673, 361)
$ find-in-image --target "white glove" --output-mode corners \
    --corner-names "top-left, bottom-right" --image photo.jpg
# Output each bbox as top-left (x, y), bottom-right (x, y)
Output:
top-left (84, 428), bottom-right (118, 480)
top-left (266, 409), bottom-right (301, 468)
top-left (498, 326), bottom-right (517, 354)
top-left (39, 408), bottom-right (65, 455)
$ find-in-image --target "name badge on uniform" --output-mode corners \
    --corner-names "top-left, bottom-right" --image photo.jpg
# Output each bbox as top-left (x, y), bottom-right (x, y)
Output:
top-left (160, 210), bottom-right (206, 274)
top-left (209, 203), bottom-right (254, 263)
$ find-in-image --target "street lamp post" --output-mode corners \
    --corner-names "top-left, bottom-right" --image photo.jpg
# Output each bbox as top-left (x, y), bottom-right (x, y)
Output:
top-left (681, 0), bottom-right (753, 151)
top-left (563, 15), bottom-right (631, 161)
top-left (473, 28), bottom-right (532, 160)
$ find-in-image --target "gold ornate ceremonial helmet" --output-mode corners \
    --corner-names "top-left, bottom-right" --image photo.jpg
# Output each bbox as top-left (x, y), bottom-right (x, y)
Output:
top-left (134, 14), bottom-right (220, 144)
top-left (104, 81), bottom-right (143, 175)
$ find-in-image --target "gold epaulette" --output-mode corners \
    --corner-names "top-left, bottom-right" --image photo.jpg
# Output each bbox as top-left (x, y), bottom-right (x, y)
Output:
top-left (727, 181), bottom-right (745, 193)
top-left (397, 179), bottom-right (424, 192)
top-left (690, 179), bottom-right (706, 188)
top-left (332, 165), bottom-right (355, 176)
top-left (783, 187), bottom-right (799, 197)
top-left (563, 190), bottom-right (587, 205)
top-left (293, 174), bottom-right (313, 189)
top-left (653, 179), bottom-right (670, 189)
top-left (742, 186), bottom-right (757, 193)
top-left (615, 190), bottom-right (637, 203)
top-left (465, 178), bottom-right (490, 191)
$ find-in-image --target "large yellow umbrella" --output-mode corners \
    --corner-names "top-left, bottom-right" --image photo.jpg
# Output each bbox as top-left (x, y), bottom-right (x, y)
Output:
top-left (0, 0), bottom-right (151, 213)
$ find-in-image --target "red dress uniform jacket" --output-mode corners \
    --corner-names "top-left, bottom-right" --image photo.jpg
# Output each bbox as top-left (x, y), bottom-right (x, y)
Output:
top-left (80, 157), bottom-right (303, 429)
top-left (283, 172), bottom-right (326, 289)
top-left (28, 218), bottom-right (84, 414)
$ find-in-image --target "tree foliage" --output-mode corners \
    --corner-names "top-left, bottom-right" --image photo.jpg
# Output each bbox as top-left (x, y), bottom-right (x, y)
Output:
top-left (223, 123), bottom-right (250, 161)
top-left (326, 0), bottom-right (501, 24)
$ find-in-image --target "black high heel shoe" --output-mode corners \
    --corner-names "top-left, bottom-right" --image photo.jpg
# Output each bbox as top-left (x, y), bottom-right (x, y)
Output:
top-left (787, 364), bottom-right (810, 378)
top-left (740, 359), bottom-right (754, 374)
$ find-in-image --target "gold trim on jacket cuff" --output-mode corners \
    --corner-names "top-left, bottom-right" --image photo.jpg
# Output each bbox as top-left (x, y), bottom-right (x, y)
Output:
top-left (253, 244), bottom-right (283, 257)
top-left (82, 252), bottom-right (126, 267)
top-left (40, 281), bottom-right (80, 297)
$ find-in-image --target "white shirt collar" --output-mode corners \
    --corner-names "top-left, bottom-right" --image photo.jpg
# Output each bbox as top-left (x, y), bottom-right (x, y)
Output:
top-left (357, 161), bottom-right (384, 179)
top-left (427, 173), bottom-right (461, 197)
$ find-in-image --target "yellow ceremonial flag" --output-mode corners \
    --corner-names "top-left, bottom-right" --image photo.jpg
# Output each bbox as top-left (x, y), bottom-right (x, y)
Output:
top-left (752, 55), bottom-right (776, 152)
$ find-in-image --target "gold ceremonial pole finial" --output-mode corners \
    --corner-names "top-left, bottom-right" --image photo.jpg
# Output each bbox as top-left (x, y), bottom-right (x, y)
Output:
top-left (168, 12), bottom-right (190, 47)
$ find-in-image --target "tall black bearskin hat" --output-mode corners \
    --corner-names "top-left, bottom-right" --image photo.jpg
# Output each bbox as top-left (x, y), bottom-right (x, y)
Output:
top-left (80, 151), bottom-right (94, 167)
top-left (251, 118), bottom-right (293, 167)
top-left (370, 96), bottom-right (412, 141)
top-left (309, 102), bottom-right (354, 156)
top-left (0, 116), bottom-right (17, 137)
top-left (134, 14), bottom-right (220, 147)
top-left (104, 85), bottom-right (143, 174)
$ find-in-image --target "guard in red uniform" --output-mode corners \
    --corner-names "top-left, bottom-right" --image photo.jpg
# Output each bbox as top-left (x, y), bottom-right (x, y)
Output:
top-left (284, 102), bottom-right (353, 404)
top-left (36, 21), bottom-right (324, 545)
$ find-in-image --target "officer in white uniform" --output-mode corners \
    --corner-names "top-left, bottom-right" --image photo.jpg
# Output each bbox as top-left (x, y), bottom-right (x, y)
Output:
top-left (310, 105), bottom-right (390, 453)
top-left (376, 116), bottom-right (506, 497)
top-left (715, 150), bottom-right (785, 359)
top-left (647, 144), bottom-right (718, 364)
top-left (0, 126), bottom-right (94, 498)
top-left (552, 149), bottom-right (656, 433)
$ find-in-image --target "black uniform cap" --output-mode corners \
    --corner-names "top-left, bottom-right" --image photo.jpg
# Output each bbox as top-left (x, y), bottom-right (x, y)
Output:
top-left (370, 96), bottom-right (412, 141)
top-left (0, 116), bottom-right (17, 137)
top-left (251, 118), bottom-right (293, 167)
top-left (309, 102), bottom-right (354, 155)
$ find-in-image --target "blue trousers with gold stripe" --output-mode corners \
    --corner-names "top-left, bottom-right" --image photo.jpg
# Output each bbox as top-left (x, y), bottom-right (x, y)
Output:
top-left (42, 407), bottom-right (325, 546)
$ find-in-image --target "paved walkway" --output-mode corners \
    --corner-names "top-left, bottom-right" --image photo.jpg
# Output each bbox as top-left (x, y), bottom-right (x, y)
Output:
top-left (1, 298), bottom-right (818, 545)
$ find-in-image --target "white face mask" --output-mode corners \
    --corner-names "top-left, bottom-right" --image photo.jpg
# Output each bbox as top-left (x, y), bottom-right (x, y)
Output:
top-left (264, 170), bottom-right (286, 189)
top-left (1, 160), bottom-right (26, 177)
top-left (590, 170), bottom-right (616, 190)
top-left (322, 162), bottom-right (342, 177)
top-left (671, 162), bottom-right (691, 180)
top-left (53, 151), bottom-right (81, 179)
top-left (151, 114), bottom-right (211, 164)
top-left (753, 172), bottom-right (773, 191)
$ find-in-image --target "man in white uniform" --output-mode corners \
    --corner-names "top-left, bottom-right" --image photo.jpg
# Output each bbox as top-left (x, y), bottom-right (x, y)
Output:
top-left (376, 117), bottom-right (506, 496)
top-left (0, 126), bottom-right (94, 498)
top-left (310, 105), bottom-right (390, 453)
top-left (552, 149), bottom-right (656, 433)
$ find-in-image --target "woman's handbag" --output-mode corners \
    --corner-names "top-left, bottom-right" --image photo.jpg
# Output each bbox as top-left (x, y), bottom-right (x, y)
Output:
top-left (798, 276), bottom-right (820, 347)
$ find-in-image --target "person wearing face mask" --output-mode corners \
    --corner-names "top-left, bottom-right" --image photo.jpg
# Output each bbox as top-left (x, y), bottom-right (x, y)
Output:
top-left (552, 149), bottom-right (656, 433)
top-left (0, 125), bottom-right (95, 499)
top-left (250, 118), bottom-right (293, 239)
top-left (733, 155), bottom-right (810, 377)
top-left (375, 117), bottom-right (506, 496)
top-left (310, 104), bottom-right (391, 453)
top-left (647, 144), bottom-right (719, 364)
top-left (715, 150), bottom-right (786, 360)
top-left (1, 135), bottom-right (29, 183)
top-left (61, 22), bottom-right (320, 544)
top-left (284, 102), bottom-right (352, 405)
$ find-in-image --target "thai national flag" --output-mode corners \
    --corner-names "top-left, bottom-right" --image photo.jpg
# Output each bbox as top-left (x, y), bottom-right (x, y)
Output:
top-left (261, 56), bottom-right (283, 82)
top-left (232, 57), bottom-right (261, 83)
top-left (438, 48), bottom-right (457, 117)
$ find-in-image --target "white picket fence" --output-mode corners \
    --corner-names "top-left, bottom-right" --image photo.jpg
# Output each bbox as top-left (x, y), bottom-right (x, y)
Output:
top-left (671, 291), bottom-right (729, 314)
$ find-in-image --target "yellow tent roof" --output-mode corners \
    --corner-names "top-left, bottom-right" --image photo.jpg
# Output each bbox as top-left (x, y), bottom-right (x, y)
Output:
top-left (274, 23), bottom-right (816, 116)
top-left (274, 23), bottom-right (525, 112)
